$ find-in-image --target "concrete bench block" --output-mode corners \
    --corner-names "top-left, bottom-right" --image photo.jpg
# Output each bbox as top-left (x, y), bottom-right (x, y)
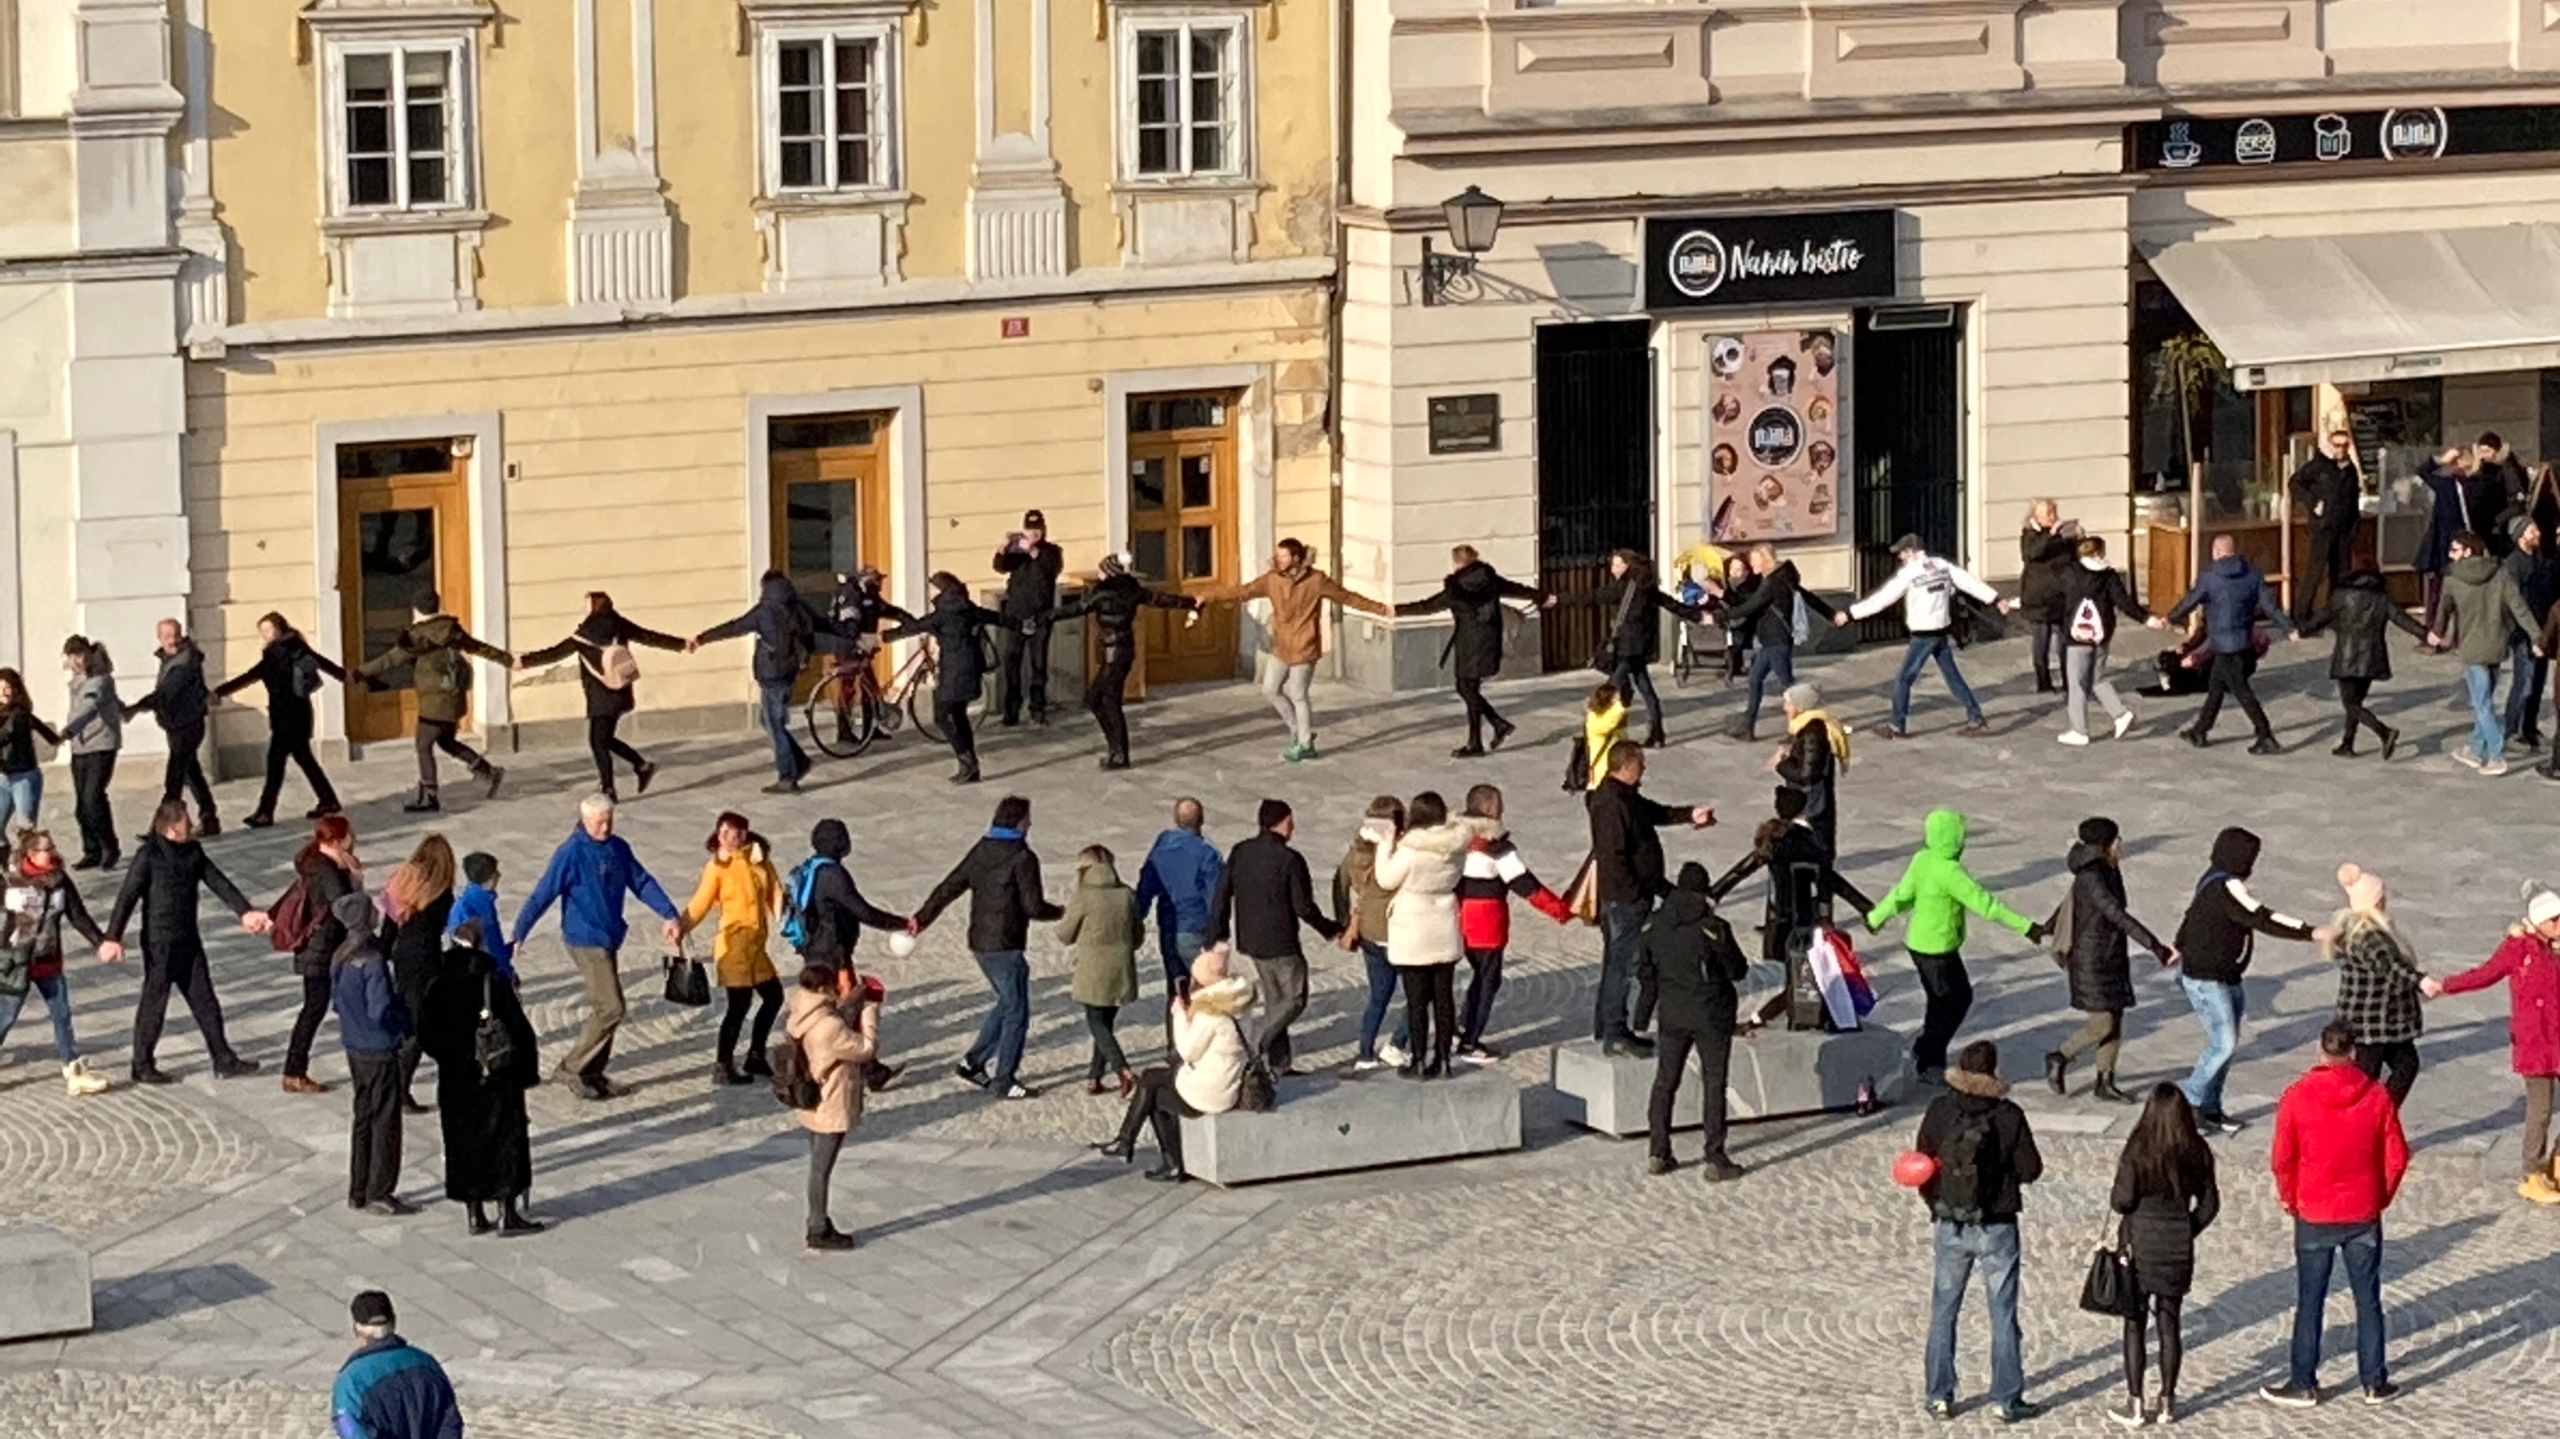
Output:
top-left (1550, 1025), bottom-right (1913, 1137)
top-left (1180, 1068), bottom-right (1522, 1186)
top-left (0, 1226), bottom-right (92, 1340)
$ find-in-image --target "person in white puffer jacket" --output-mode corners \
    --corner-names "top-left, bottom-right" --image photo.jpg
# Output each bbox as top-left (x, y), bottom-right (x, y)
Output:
top-left (1095, 946), bottom-right (1254, 1184)
top-left (1838, 533), bottom-right (2011, 739)
top-left (1374, 792), bottom-right (1500, 1079)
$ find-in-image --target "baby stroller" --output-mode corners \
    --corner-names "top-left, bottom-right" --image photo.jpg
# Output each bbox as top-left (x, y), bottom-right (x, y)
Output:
top-left (1669, 545), bottom-right (1747, 687)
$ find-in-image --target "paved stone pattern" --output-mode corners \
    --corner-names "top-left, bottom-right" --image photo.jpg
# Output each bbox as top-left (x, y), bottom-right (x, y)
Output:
top-left (0, 633), bottom-right (2555, 1435)
top-left (1, 1369), bottom-right (802, 1438)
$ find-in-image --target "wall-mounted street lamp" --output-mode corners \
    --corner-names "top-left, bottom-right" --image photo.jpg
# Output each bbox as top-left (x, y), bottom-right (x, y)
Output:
top-left (1419, 185), bottom-right (1505, 306)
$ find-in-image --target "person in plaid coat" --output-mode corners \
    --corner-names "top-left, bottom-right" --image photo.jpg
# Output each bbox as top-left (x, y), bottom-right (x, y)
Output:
top-left (2326, 864), bottom-right (2429, 1108)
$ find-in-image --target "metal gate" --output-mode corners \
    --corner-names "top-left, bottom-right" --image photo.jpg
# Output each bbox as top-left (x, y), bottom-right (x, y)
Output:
top-left (1850, 311), bottom-right (1966, 643)
top-left (1536, 320), bottom-right (1656, 670)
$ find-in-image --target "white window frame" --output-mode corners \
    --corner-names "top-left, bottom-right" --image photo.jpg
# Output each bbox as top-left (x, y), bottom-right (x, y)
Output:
top-left (1115, 13), bottom-right (1252, 185)
top-left (319, 37), bottom-right (478, 217)
top-left (757, 22), bottom-right (903, 199)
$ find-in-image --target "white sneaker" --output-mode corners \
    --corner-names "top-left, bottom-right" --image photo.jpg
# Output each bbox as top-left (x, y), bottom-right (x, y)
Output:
top-left (1377, 1041), bottom-right (1409, 1068)
top-left (2056, 730), bottom-right (2090, 747)
top-left (63, 1059), bottom-right (108, 1097)
top-left (2485, 759), bottom-right (2511, 777)
top-left (2455, 745), bottom-right (2483, 770)
top-left (1352, 1057), bottom-right (1387, 1073)
top-left (2112, 710), bottom-right (2136, 741)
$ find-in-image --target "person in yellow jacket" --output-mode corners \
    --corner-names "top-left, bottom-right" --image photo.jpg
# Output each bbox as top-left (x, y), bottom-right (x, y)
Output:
top-left (679, 810), bottom-right (785, 1087)
top-left (1583, 683), bottom-right (1629, 792)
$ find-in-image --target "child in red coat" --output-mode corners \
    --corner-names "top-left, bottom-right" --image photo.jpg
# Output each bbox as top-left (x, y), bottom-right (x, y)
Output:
top-left (2426, 887), bottom-right (2560, 1203)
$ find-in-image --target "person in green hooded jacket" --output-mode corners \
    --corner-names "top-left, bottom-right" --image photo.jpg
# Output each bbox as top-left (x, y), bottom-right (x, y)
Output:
top-left (1867, 808), bottom-right (2044, 1083)
top-left (356, 590), bottom-right (512, 815)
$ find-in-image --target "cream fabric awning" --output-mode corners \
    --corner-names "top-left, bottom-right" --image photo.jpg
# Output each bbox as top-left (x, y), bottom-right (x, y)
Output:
top-left (2146, 224), bottom-right (2560, 391)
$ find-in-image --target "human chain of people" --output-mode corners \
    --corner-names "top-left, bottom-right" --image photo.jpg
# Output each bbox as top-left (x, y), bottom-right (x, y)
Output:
top-left (5, 473), bottom-right (2560, 1434)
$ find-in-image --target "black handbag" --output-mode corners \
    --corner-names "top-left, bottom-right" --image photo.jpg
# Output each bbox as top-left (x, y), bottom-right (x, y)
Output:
top-left (2077, 1218), bottom-right (2141, 1319)
top-left (472, 975), bottom-right (517, 1079)
top-left (661, 952), bottom-right (711, 1007)
top-left (1231, 1021), bottom-right (1277, 1112)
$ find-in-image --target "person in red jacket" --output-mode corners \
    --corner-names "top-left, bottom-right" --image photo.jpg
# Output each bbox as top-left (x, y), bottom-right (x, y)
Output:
top-left (2424, 887), bottom-right (2560, 1204)
top-left (1452, 785), bottom-right (1571, 1062)
top-left (2262, 1020), bottom-right (2410, 1410)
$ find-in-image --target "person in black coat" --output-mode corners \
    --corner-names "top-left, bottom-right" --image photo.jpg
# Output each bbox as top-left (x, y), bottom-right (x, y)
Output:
top-left (2297, 567), bottom-right (2431, 759)
top-left (2018, 500), bottom-right (2080, 692)
top-left (1394, 546), bottom-right (1549, 757)
top-left (1772, 681), bottom-right (1847, 852)
top-left (692, 570), bottom-right (843, 793)
top-left (1714, 546), bottom-right (1838, 742)
top-left (1637, 863), bottom-right (1752, 1180)
top-left (2053, 538), bottom-right (2152, 743)
top-left (1205, 799), bottom-right (1342, 1074)
top-left (826, 567), bottom-right (915, 664)
top-left (1710, 787), bottom-right (1875, 1028)
top-left (214, 613), bottom-right (347, 827)
top-left (381, 836), bottom-right (457, 1115)
top-left (883, 573), bottom-right (1005, 784)
top-left (1053, 554), bottom-right (1197, 770)
top-left (2044, 818), bottom-right (2172, 1105)
top-left (103, 801), bottom-right (269, 1082)
top-left (123, 620), bottom-right (219, 834)
top-left (912, 795), bottom-right (1061, 1099)
top-left (2287, 433), bottom-right (2363, 627)
top-left (1583, 551), bottom-right (1706, 747)
top-left (2106, 1083), bottom-right (2221, 1427)
top-left (991, 509), bottom-right (1066, 726)
top-left (1584, 745), bottom-right (1715, 1057)
top-left (418, 923), bottom-right (543, 1236)
top-left (2415, 448), bottom-right (2470, 635)
top-left (793, 818), bottom-right (910, 1091)
top-left (282, 819), bottom-right (360, 1094)
top-left (517, 592), bottom-right (688, 801)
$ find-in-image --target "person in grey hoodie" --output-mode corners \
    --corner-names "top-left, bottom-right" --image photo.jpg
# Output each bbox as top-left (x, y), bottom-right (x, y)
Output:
top-left (122, 619), bottom-right (218, 836)
top-left (2440, 529), bottom-right (2539, 776)
top-left (59, 637), bottom-right (123, 871)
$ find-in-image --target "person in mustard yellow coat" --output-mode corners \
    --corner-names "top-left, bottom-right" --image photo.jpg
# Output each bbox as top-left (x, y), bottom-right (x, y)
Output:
top-left (679, 811), bottom-right (784, 1088)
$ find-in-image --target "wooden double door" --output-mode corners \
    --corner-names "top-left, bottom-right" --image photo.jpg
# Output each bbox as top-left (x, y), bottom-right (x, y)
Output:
top-left (770, 413), bottom-right (891, 696)
top-left (1126, 392), bottom-right (1240, 687)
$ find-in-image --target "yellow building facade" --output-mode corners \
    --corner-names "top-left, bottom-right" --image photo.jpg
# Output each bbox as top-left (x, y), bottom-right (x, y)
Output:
top-left (186, 0), bottom-right (1336, 762)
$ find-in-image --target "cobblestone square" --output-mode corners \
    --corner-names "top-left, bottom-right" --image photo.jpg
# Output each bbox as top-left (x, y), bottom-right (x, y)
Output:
top-left (2, 636), bottom-right (2555, 1437)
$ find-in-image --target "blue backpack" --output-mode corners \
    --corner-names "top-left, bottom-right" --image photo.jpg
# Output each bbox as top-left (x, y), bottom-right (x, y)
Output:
top-left (780, 857), bottom-right (829, 951)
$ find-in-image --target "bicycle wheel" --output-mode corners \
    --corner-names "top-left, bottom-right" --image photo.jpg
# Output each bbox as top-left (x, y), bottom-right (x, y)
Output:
top-left (804, 671), bottom-right (881, 758)
top-left (909, 683), bottom-right (945, 744)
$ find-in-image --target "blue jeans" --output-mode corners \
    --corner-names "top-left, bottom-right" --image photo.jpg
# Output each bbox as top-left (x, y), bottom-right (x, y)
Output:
top-left (2464, 664), bottom-right (2504, 764)
top-left (2507, 638), bottom-right (2546, 740)
top-left (2180, 976), bottom-right (2244, 1116)
top-left (0, 972), bottom-right (78, 1064)
top-left (1357, 941), bottom-right (1399, 1060)
top-left (1610, 660), bottom-right (1664, 737)
top-left (758, 680), bottom-right (808, 782)
top-left (2290, 1220), bottom-right (2387, 1392)
top-left (1742, 643), bottom-right (1795, 732)
top-left (1162, 930), bottom-right (1204, 997)
top-left (1892, 634), bottom-right (1984, 732)
top-left (964, 950), bottom-right (1031, 1090)
top-left (0, 769), bottom-right (41, 834)
top-left (1926, 1221), bottom-right (2025, 1408)
top-left (1596, 900), bottom-right (1652, 1042)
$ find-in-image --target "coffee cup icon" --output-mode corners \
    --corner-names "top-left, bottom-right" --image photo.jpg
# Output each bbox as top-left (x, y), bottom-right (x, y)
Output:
top-left (2314, 114), bottom-right (2352, 162)
top-left (2161, 122), bottom-right (2203, 168)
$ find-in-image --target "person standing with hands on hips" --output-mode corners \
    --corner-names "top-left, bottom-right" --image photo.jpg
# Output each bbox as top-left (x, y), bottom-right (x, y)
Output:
top-left (992, 509), bottom-right (1065, 728)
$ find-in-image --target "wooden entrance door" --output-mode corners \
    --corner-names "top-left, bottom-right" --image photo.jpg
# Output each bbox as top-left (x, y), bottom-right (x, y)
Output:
top-left (770, 413), bottom-right (890, 697)
top-left (337, 441), bottom-right (472, 744)
top-left (1128, 392), bottom-right (1240, 686)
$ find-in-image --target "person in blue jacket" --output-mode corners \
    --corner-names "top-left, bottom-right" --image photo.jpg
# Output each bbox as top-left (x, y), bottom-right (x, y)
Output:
top-left (444, 852), bottom-right (514, 986)
top-left (509, 794), bottom-right (680, 1100)
top-left (333, 1289), bottom-right (462, 1439)
top-left (332, 892), bottom-right (414, 1216)
top-left (1133, 797), bottom-right (1223, 998)
top-left (2162, 534), bottom-right (2301, 755)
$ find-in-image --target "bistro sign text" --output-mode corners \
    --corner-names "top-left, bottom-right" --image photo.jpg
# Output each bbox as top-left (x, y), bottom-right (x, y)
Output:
top-left (1645, 209), bottom-right (1898, 312)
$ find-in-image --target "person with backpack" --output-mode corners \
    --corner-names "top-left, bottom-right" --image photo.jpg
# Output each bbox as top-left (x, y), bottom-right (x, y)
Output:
top-left (445, 852), bottom-right (514, 987)
top-left (1715, 543), bottom-right (1837, 744)
top-left (1836, 534), bottom-right (2009, 739)
top-left (418, 917), bottom-right (542, 1237)
top-left (331, 889), bottom-right (414, 1215)
top-left (2263, 1020), bottom-right (2409, 1410)
top-left (914, 794), bottom-right (1063, 1100)
top-left (691, 570), bottom-right (842, 794)
top-left (2169, 827), bottom-right (2326, 1135)
top-left (0, 668), bottom-right (58, 837)
top-left (510, 793), bottom-right (684, 1101)
top-left (1060, 844), bottom-right (1142, 1096)
top-left (2296, 566), bottom-right (2431, 759)
top-left (59, 636), bottom-right (123, 871)
top-left (783, 819), bottom-right (909, 1093)
top-left (1913, 1039), bottom-right (2046, 1424)
top-left (1050, 552), bottom-right (1198, 769)
top-left (2043, 817), bottom-right (2174, 1104)
top-left (1094, 945), bottom-right (1255, 1184)
top-left (1867, 808), bottom-right (2044, 1082)
top-left (2423, 887), bottom-right (2560, 1204)
top-left (783, 960), bottom-right (882, 1251)
top-left (278, 815), bottom-right (360, 1096)
top-left (880, 572), bottom-right (1005, 785)
top-left (105, 800), bottom-right (270, 1082)
top-left (121, 618), bottom-right (219, 836)
top-left (1453, 784), bottom-right (1571, 1062)
top-left (214, 613), bottom-right (346, 828)
top-left (2052, 536), bottom-right (2150, 746)
top-left (2161, 534), bottom-right (2299, 754)
top-left (677, 812), bottom-right (786, 1089)
top-left (2108, 1083), bottom-right (2222, 1427)
top-left (515, 591), bottom-right (689, 802)
top-left (1392, 545), bottom-right (1550, 757)
top-left (354, 593), bottom-right (510, 814)
top-left (1575, 682), bottom-right (1628, 793)
top-left (1638, 862), bottom-right (1752, 1181)
top-left (0, 828), bottom-right (111, 1096)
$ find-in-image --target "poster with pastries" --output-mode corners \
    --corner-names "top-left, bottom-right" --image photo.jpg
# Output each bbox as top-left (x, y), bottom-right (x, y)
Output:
top-left (1705, 328), bottom-right (1840, 543)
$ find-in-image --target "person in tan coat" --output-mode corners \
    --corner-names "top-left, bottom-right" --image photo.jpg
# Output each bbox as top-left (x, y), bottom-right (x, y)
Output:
top-left (1060, 844), bottom-right (1141, 1097)
top-left (784, 962), bottom-right (880, 1251)
top-left (1197, 537), bottom-right (1389, 762)
top-left (677, 812), bottom-right (784, 1088)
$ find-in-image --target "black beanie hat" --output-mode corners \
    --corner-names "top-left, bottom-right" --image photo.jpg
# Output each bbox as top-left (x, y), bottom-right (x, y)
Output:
top-left (1674, 860), bottom-right (1713, 895)
top-left (811, 818), bottom-right (851, 861)
top-left (1257, 798), bottom-right (1292, 831)
top-left (2208, 826), bottom-right (2261, 880)
top-left (2076, 817), bottom-right (2120, 849)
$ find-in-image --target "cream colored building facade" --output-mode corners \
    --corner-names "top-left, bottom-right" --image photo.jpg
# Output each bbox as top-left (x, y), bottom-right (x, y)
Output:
top-left (1340, 0), bottom-right (2560, 686)
top-left (164, 0), bottom-right (1335, 762)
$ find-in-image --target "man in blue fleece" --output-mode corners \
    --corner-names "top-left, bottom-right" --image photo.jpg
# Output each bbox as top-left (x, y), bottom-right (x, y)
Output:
top-left (510, 793), bottom-right (679, 1100)
top-left (332, 1290), bottom-right (461, 1439)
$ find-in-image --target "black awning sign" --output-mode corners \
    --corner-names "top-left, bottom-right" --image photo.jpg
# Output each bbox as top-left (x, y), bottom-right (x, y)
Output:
top-left (2133, 103), bottom-right (2559, 172)
top-left (1643, 209), bottom-right (1898, 312)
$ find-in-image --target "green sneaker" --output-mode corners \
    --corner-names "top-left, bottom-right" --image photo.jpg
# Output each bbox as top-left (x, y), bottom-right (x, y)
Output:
top-left (1282, 743), bottom-right (1306, 763)
top-left (1300, 739), bottom-right (1320, 760)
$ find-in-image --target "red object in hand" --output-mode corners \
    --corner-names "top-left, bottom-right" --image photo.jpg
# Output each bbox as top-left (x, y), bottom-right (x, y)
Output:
top-left (1892, 1150), bottom-right (1938, 1189)
top-left (859, 976), bottom-right (886, 1006)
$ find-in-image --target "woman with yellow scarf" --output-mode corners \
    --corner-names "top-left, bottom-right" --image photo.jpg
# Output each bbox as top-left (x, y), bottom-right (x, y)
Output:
top-left (1773, 681), bottom-right (1851, 852)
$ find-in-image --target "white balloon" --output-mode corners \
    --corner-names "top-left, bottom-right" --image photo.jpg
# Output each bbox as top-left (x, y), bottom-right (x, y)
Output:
top-left (886, 931), bottom-right (918, 959)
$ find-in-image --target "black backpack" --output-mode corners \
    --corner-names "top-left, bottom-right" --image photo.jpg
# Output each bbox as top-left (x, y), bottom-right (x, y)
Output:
top-left (472, 975), bottom-right (516, 1080)
top-left (769, 1037), bottom-right (822, 1111)
top-left (1932, 1107), bottom-right (1999, 1223)
top-left (288, 649), bottom-right (324, 698)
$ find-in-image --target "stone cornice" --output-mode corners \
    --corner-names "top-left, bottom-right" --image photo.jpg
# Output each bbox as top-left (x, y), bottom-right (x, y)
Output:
top-left (0, 248), bottom-right (189, 285)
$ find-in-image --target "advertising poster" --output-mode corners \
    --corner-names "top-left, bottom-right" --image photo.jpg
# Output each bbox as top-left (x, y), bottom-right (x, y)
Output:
top-left (1706, 328), bottom-right (1840, 543)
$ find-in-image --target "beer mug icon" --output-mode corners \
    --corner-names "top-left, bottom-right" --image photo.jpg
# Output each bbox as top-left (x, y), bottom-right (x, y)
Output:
top-left (2314, 114), bottom-right (2352, 162)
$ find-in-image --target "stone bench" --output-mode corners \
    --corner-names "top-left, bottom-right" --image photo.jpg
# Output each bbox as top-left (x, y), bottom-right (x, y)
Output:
top-left (1180, 1068), bottom-right (1522, 1186)
top-left (1549, 1024), bottom-right (1913, 1138)
top-left (0, 1226), bottom-right (92, 1340)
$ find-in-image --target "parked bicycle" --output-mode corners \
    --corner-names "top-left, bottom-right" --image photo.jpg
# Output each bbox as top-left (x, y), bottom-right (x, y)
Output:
top-left (803, 634), bottom-right (993, 758)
